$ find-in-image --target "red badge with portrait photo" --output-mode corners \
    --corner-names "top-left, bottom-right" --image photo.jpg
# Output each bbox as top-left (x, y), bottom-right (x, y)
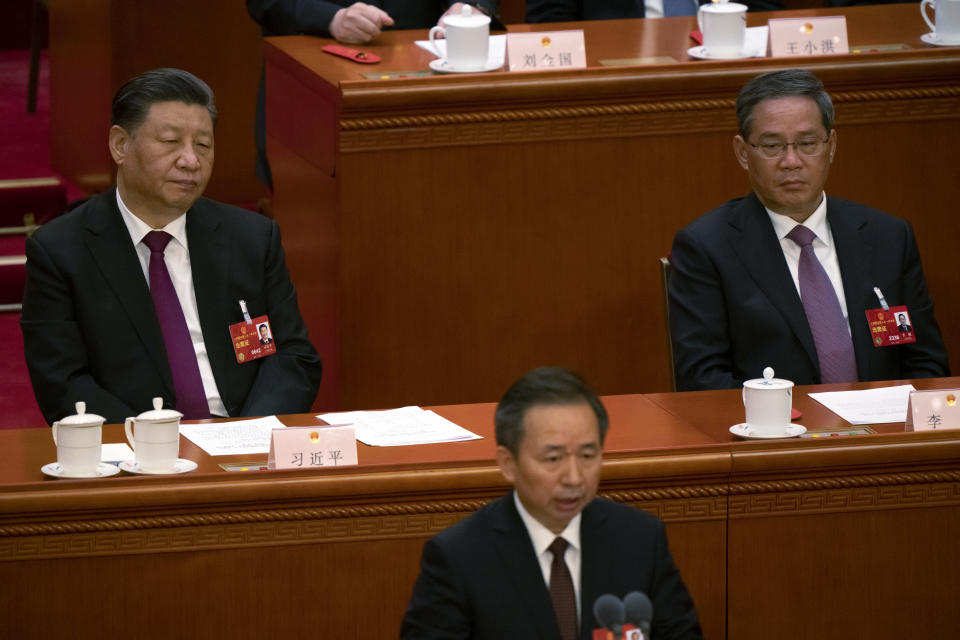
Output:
top-left (229, 315), bottom-right (277, 363)
top-left (865, 305), bottom-right (916, 347)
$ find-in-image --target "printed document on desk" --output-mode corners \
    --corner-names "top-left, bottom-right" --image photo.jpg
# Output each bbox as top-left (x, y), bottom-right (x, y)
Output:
top-left (317, 405), bottom-right (482, 446)
top-left (180, 415), bottom-right (286, 456)
top-left (809, 384), bottom-right (916, 424)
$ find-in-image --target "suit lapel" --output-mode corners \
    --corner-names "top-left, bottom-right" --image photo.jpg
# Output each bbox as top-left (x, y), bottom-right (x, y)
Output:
top-left (82, 190), bottom-right (174, 395)
top-left (727, 193), bottom-right (819, 369)
top-left (579, 500), bottom-right (608, 637)
top-left (492, 495), bottom-right (564, 640)
top-left (185, 200), bottom-right (233, 404)
top-left (828, 199), bottom-right (874, 378)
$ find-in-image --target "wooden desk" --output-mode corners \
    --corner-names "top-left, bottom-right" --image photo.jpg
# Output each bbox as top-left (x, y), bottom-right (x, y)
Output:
top-left (2, 379), bottom-right (959, 639)
top-left (264, 4), bottom-right (960, 412)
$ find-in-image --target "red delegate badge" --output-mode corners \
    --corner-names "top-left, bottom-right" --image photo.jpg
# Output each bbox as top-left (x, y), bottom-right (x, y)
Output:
top-left (865, 305), bottom-right (916, 347)
top-left (229, 315), bottom-right (277, 363)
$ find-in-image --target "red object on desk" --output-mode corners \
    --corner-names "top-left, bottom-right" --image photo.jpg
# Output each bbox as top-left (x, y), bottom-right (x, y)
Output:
top-left (322, 44), bottom-right (381, 64)
top-left (690, 30), bottom-right (703, 45)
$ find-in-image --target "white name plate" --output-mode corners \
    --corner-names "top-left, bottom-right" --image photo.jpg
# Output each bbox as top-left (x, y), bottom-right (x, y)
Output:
top-left (768, 16), bottom-right (849, 57)
top-left (507, 30), bottom-right (587, 72)
top-left (268, 425), bottom-right (358, 469)
top-left (905, 389), bottom-right (960, 431)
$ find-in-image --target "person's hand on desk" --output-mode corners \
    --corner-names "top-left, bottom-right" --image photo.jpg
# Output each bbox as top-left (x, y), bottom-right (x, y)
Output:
top-left (330, 2), bottom-right (395, 43)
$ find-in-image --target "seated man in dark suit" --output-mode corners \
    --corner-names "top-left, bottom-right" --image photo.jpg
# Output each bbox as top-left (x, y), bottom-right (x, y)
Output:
top-left (246, 0), bottom-right (500, 188)
top-left (401, 367), bottom-right (702, 639)
top-left (21, 68), bottom-right (322, 424)
top-left (247, 1), bottom-right (499, 44)
top-left (669, 69), bottom-right (949, 391)
top-left (526, 0), bottom-right (781, 21)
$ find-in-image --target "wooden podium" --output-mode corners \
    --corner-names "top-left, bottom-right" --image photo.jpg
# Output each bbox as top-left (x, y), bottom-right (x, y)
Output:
top-left (264, 5), bottom-right (960, 412)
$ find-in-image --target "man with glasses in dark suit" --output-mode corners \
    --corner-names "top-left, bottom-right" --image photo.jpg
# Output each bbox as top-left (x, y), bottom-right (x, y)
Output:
top-left (668, 69), bottom-right (948, 391)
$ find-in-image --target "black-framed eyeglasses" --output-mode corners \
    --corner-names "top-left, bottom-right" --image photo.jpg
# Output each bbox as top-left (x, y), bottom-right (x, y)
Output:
top-left (748, 136), bottom-right (831, 159)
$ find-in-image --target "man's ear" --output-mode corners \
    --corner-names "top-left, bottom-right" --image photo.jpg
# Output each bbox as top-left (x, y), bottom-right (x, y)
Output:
top-left (496, 445), bottom-right (516, 484)
top-left (108, 125), bottom-right (129, 166)
top-left (733, 134), bottom-right (750, 170)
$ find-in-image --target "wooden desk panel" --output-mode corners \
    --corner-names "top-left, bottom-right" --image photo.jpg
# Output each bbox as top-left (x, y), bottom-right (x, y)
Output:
top-left (4, 380), bottom-right (960, 638)
top-left (0, 396), bottom-right (727, 640)
top-left (265, 5), bottom-right (960, 413)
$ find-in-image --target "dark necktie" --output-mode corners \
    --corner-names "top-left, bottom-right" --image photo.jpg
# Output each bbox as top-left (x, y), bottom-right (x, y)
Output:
top-left (786, 225), bottom-right (858, 383)
top-left (143, 231), bottom-right (210, 419)
top-left (548, 536), bottom-right (578, 640)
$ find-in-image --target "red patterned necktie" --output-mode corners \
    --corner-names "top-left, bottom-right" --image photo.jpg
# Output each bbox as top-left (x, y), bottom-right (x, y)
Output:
top-left (549, 536), bottom-right (578, 640)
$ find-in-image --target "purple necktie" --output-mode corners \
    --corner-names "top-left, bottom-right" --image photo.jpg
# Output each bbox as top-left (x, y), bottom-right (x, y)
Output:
top-left (786, 225), bottom-right (858, 384)
top-left (143, 231), bottom-right (210, 419)
top-left (548, 537), bottom-right (578, 640)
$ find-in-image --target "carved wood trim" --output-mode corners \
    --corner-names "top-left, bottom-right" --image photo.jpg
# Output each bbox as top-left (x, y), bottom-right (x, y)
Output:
top-left (338, 86), bottom-right (960, 153)
top-left (2, 472), bottom-right (957, 560)
top-left (729, 471), bottom-right (960, 518)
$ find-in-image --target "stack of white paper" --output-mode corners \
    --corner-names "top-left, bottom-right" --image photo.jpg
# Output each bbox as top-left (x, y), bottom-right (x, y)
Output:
top-left (180, 415), bottom-right (287, 456)
top-left (808, 384), bottom-right (916, 425)
top-left (317, 405), bottom-right (482, 447)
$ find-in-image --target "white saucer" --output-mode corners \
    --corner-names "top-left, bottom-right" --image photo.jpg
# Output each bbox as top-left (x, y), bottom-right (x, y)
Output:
top-left (41, 462), bottom-right (121, 479)
top-left (687, 45), bottom-right (763, 61)
top-left (729, 423), bottom-right (807, 439)
top-left (920, 32), bottom-right (960, 47)
top-left (119, 458), bottom-right (198, 475)
top-left (429, 58), bottom-right (503, 74)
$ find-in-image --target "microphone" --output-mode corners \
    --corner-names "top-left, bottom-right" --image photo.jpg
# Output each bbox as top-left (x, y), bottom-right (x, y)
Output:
top-left (592, 594), bottom-right (626, 639)
top-left (623, 591), bottom-right (653, 638)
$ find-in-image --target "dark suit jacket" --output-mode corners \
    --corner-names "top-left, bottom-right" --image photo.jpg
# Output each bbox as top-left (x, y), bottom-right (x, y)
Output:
top-left (668, 193), bottom-right (949, 390)
top-left (401, 494), bottom-right (702, 639)
top-left (21, 189), bottom-right (322, 424)
top-left (247, 0), bottom-right (500, 37)
top-left (526, 0), bottom-right (645, 21)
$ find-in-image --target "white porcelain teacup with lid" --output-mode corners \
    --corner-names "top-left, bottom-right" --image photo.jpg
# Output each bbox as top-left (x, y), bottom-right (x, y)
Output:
top-left (124, 398), bottom-right (183, 473)
top-left (429, 4), bottom-right (491, 70)
top-left (742, 367), bottom-right (794, 436)
top-left (51, 401), bottom-right (105, 477)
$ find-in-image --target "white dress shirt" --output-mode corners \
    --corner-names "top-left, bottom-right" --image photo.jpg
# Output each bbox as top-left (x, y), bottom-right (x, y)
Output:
top-left (513, 492), bottom-right (584, 620)
top-left (116, 191), bottom-right (228, 416)
top-left (765, 192), bottom-right (851, 331)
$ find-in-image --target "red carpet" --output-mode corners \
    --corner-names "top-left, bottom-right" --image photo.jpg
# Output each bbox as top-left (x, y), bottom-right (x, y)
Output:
top-left (1, 48), bottom-right (60, 428)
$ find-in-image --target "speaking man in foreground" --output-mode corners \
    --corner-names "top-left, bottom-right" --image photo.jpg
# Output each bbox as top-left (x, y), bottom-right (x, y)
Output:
top-left (669, 69), bottom-right (949, 391)
top-left (401, 367), bottom-right (702, 639)
top-left (21, 68), bottom-right (321, 424)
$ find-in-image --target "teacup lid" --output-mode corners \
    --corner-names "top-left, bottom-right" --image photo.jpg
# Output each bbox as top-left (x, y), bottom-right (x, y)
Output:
top-left (743, 366), bottom-right (794, 390)
top-left (55, 401), bottom-right (105, 427)
top-left (444, 4), bottom-right (491, 27)
top-left (134, 397), bottom-right (184, 422)
top-left (701, 0), bottom-right (747, 12)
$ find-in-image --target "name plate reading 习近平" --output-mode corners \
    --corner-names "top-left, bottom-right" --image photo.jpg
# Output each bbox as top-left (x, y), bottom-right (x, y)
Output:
top-left (768, 17), bottom-right (849, 57)
top-left (905, 389), bottom-right (960, 431)
top-left (268, 425), bottom-right (358, 470)
top-left (507, 31), bottom-right (586, 72)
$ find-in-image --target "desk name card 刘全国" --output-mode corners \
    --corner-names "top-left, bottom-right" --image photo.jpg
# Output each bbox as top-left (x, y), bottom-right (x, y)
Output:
top-left (507, 31), bottom-right (586, 72)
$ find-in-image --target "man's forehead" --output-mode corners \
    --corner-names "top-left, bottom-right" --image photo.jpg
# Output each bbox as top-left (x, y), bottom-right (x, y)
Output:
top-left (140, 101), bottom-right (213, 131)
top-left (522, 403), bottom-right (600, 440)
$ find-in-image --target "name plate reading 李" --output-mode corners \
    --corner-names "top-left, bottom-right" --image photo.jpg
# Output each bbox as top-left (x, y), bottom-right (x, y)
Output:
top-left (768, 17), bottom-right (848, 57)
top-left (905, 389), bottom-right (960, 431)
top-left (268, 425), bottom-right (358, 470)
top-left (507, 31), bottom-right (586, 72)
